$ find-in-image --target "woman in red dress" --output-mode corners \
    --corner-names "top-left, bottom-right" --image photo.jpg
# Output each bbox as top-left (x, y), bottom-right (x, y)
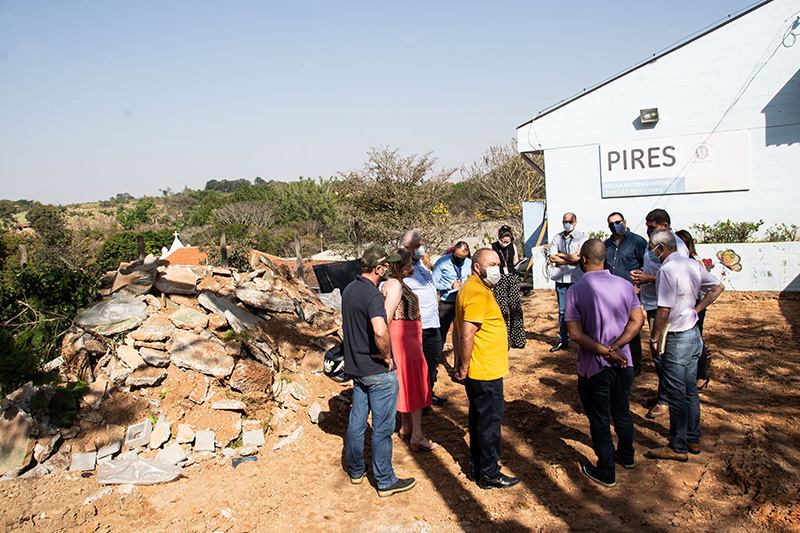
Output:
top-left (381, 248), bottom-right (438, 452)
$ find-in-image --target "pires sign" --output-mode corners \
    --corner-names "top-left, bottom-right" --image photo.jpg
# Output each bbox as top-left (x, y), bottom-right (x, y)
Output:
top-left (599, 130), bottom-right (750, 198)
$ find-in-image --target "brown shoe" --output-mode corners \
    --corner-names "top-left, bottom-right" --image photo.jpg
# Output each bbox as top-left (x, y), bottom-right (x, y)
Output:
top-left (688, 442), bottom-right (701, 455)
top-left (648, 446), bottom-right (688, 462)
top-left (646, 404), bottom-right (669, 419)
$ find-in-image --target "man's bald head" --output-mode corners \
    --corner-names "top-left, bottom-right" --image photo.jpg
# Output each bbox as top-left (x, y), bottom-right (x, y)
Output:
top-left (579, 239), bottom-right (606, 273)
top-left (472, 248), bottom-right (500, 275)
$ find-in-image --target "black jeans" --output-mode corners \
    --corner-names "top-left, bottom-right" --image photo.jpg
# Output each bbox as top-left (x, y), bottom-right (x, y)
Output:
top-left (577, 366), bottom-right (635, 482)
top-left (438, 300), bottom-right (456, 349)
top-left (629, 334), bottom-right (642, 373)
top-left (421, 328), bottom-right (443, 392)
top-left (465, 377), bottom-right (504, 478)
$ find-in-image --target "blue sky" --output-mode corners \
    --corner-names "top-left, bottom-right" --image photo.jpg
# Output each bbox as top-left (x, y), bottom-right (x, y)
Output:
top-left (0, 1), bottom-right (761, 204)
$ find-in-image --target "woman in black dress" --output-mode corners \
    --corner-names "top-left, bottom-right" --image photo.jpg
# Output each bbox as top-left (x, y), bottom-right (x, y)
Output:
top-left (491, 225), bottom-right (526, 349)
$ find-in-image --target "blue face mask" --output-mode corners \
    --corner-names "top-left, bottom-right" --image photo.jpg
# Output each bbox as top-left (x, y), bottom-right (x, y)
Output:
top-left (609, 222), bottom-right (625, 235)
top-left (648, 246), bottom-right (661, 264)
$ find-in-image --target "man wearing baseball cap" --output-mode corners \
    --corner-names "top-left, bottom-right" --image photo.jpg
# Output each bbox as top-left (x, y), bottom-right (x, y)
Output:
top-left (342, 244), bottom-right (416, 497)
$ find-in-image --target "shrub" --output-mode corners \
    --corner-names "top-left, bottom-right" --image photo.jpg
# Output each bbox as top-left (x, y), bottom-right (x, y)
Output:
top-left (587, 230), bottom-right (608, 241)
top-left (690, 219), bottom-right (764, 244)
top-left (764, 223), bottom-right (799, 242)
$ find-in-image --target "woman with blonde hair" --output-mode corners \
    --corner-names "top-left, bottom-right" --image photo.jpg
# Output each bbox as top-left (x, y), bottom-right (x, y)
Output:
top-left (381, 248), bottom-right (438, 451)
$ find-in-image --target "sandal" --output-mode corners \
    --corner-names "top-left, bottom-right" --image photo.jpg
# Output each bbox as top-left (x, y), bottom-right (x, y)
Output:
top-left (398, 430), bottom-right (411, 440)
top-left (410, 438), bottom-right (439, 452)
top-left (697, 379), bottom-right (709, 391)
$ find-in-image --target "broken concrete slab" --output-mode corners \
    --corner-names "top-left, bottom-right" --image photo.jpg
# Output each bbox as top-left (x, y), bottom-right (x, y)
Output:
top-left (138, 347), bottom-right (170, 367)
top-left (308, 403), bottom-right (324, 424)
top-left (97, 440), bottom-right (121, 460)
top-left (198, 292), bottom-right (263, 331)
top-left (156, 443), bottom-right (187, 465)
top-left (208, 314), bottom-right (228, 330)
top-left (126, 367), bottom-right (168, 388)
top-left (19, 463), bottom-right (51, 479)
top-left (221, 447), bottom-right (237, 458)
top-left (229, 359), bottom-right (275, 396)
top-left (167, 330), bottom-right (234, 379)
top-left (149, 416), bottom-right (170, 449)
top-left (194, 430), bottom-right (215, 453)
top-left (117, 345), bottom-right (146, 371)
top-left (154, 266), bottom-right (199, 295)
top-left (0, 407), bottom-right (33, 476)
top-left (175, 424), bottom-right (195, 444)
top-left (89, 316), bottom-right (144, 337)
top-left (33, 433), bottom-right (62, 464)
top-left (70, 452), bottom-right (97, 472)
top-left (211, 400), bottom-right (246, 411)
top-left (238, 445), bottom-right (258, 457)
top-left (124, 419), bottom-right (152, 449)
top-left (242, 429), bottom-right (265, 447)
top-left (129, 315), bottom-right (174, 342)
top-left (134, 340), bottom-right (168, 351)
top-left (273, 427), bottom-right (303, 451)
top-left (188, 378), bottom-right (209, 405)
top-left (235, 284), bottom-right (296, 313)
top-left (83, 379), bottom-right (107, 410)
top-left (168, 306), bottom-right (209, 330)
top-left (83, 487), bottom-right (114, 505)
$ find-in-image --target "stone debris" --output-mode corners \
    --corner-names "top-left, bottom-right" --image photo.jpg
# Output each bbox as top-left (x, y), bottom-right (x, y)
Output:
top-left (308, 403), bottom-right (324, 424)
top-left (116, 345), bottom-right (146, 372)
top-left (70, 452), bottom-right (97, 472)
top-left (242, 429), bottom-right (265, 447)
top-left (238, 446), bottom-right (259, 457)
top-left (188, 378), bottom-right (210, 405)
top-left (221, 447), bottom-right (237, 457)
top-left (194, 430), bottom-right (216, 453)
top-left (125, 419), bottom-right (153, 449)
top-left (211, 400), bottom-right (246, 411)
top-left (83, 379), bottom-right (108, 410)
top-left (168, 306), bottom-right (209, 330)
top-left (138, 347), bottom-right (170, 367)
top-left (126, 367), bottom-right (168, 388)
top-left (20, 464), bottom-right (51, 479)
top-left (97, 440), bottom-right (122, 460)
top-left (83, 488), bottom-right (114, 505)
top-left (168, 330), bottom-right (235, 379)
top-left (149, 416), bottom-right (171, 449)
top-left (273, 427), bottom-right (304, 451)
top-left (33, 434), bottom-right (62, 464)
top-left (156, 443), bottom-right (187, 465)
top-left (176, 424), bottom-right (196, 444)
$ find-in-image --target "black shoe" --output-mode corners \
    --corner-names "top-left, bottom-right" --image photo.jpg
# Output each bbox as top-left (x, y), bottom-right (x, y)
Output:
top-left (431, 394), bottom-right (448, 405)
top-left (581, 463), bottom-right (616, 487)
top-left (477, 472), bottom-right (520, 490)
top-left (422, 406), bottom-right (432, 416)
top-left (549, 342), bottom-right (567, 352)
top-left (633, 367), bottom-right (642, 377)
top-left (377, 477), bottom-right (416, 497)
top-left (615, 454), bottom-right (635, 469)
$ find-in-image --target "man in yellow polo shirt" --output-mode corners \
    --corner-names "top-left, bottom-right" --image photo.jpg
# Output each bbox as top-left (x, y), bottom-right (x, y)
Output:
top-left (455, 248), bottom-right (520, 490)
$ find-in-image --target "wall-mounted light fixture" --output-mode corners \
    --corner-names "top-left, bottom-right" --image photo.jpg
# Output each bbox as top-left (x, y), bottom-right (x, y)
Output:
top-left (640, 108), bottom-right (659, 124)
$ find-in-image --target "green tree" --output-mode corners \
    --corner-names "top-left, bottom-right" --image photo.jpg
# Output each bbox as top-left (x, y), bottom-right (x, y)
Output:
top-left (339, 147), bottom-right (454, 249)
top-left (0, 200), bottom-right (19, 227)
top-left (116, 197), bottom-right (156, 230)
top-left (94, 229), bottom-right (174, 272)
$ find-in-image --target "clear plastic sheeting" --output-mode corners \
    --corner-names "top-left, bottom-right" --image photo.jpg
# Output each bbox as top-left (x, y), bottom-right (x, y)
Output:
top-left (76, 294), bottom-right (148, 327)
top-left (96, 454), bottom-right (187, 485)
top-left (316, 288), bottom-right (341, 313)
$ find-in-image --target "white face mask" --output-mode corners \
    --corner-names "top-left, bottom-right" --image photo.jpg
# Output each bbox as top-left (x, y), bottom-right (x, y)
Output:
top-left (481, 265), bottom-right (502, 287)
top-left (563, 222), bottom-right (575, 232)
top-left (498, 240), bottom-right (511, 248)
top-left (414, 246), bottom-right (425, 259)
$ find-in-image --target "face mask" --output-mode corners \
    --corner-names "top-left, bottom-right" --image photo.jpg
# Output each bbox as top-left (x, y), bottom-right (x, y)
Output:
top-left (609, 222), bottom-right (625, 235)
top-left (452, 255), bottom-right (465, 266)
top-left (414, 246), bottom-right (425, 259)
top-left (498, 241), bottom-right (511, 248)
top-left (646, 227), bottom-right (654, 237)
top-left (648, 246), bottom-right (661, 265)
top-left (563, 222), bottom-right (574, 232)
top-left (403, 267), bottom-right (414, 278)
top-left (379, 266), bottom-right (391, 280)
top-left (481, 265), bottom-right (502, 287)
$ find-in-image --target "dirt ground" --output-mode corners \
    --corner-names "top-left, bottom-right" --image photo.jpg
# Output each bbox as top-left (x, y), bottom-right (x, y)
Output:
top-left (2, 289), bottom-right (799, 533)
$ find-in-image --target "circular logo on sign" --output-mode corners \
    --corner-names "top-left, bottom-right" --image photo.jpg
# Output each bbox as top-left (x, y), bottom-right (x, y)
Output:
top-left (694, 144), bottom-right (710, 160)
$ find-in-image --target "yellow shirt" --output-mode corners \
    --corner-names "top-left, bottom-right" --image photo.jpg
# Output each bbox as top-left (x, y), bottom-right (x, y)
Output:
top-left (455, 275), bottom-right (509, 381)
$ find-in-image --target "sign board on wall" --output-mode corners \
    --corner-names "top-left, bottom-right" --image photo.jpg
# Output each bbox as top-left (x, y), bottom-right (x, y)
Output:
top-left (599, 130), bottom-right (750, 198)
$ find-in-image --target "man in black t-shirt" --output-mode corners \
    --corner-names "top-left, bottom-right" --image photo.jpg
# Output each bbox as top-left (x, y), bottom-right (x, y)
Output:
top-left (342, 244), bottom-right (416, 498)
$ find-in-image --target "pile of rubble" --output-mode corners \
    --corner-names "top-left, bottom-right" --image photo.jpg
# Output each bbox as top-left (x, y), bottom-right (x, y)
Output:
top-left (0, 253), bottom-right (342, 483)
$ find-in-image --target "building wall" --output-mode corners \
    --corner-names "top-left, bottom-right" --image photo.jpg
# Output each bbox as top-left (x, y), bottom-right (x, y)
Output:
top-left (517, 0), bottom-right (800, 244)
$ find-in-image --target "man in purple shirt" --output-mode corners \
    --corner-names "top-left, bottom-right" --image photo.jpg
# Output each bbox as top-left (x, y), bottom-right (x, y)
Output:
top-left (565, 239), bottom-right (644, 487)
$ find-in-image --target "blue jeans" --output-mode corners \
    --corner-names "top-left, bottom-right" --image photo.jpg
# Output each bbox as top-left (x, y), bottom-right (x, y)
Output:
top-left (647, 309), bottom-right (668, 405)
top-left (661, 327), bottom-right (702, 454)
top-left (578, 366), bottom-right (635, 482)
top-left (556, 282), bottom-right (572, 343)
top-left (345, 371), bottom-right (399, 489)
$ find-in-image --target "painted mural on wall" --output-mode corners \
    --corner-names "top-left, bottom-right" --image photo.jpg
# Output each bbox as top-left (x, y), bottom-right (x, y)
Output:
top-left (716, 249), bottom-right (743, 272)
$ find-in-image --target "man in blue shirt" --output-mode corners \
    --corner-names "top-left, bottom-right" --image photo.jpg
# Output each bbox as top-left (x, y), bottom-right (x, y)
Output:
top-left (433, 241), bottom-right (471, 353)
top-left (400, 230), bottom-right (447, 405)
top-left (604, 211), bottom-right (647, 376)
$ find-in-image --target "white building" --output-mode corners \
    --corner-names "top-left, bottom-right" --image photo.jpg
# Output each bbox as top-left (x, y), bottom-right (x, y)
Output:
top-left (517, 0), bottom-right (800, 291)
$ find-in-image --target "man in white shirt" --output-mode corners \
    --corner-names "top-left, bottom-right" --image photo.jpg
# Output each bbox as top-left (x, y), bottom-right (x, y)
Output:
top-left (400, 230), bottom-right (447, 406)
top-left (630, 208), bottom-right (690, 419)
top-left (645, 230), bottom-right (724, 462)
top-left (549, 212), bottom-right (587, 352)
